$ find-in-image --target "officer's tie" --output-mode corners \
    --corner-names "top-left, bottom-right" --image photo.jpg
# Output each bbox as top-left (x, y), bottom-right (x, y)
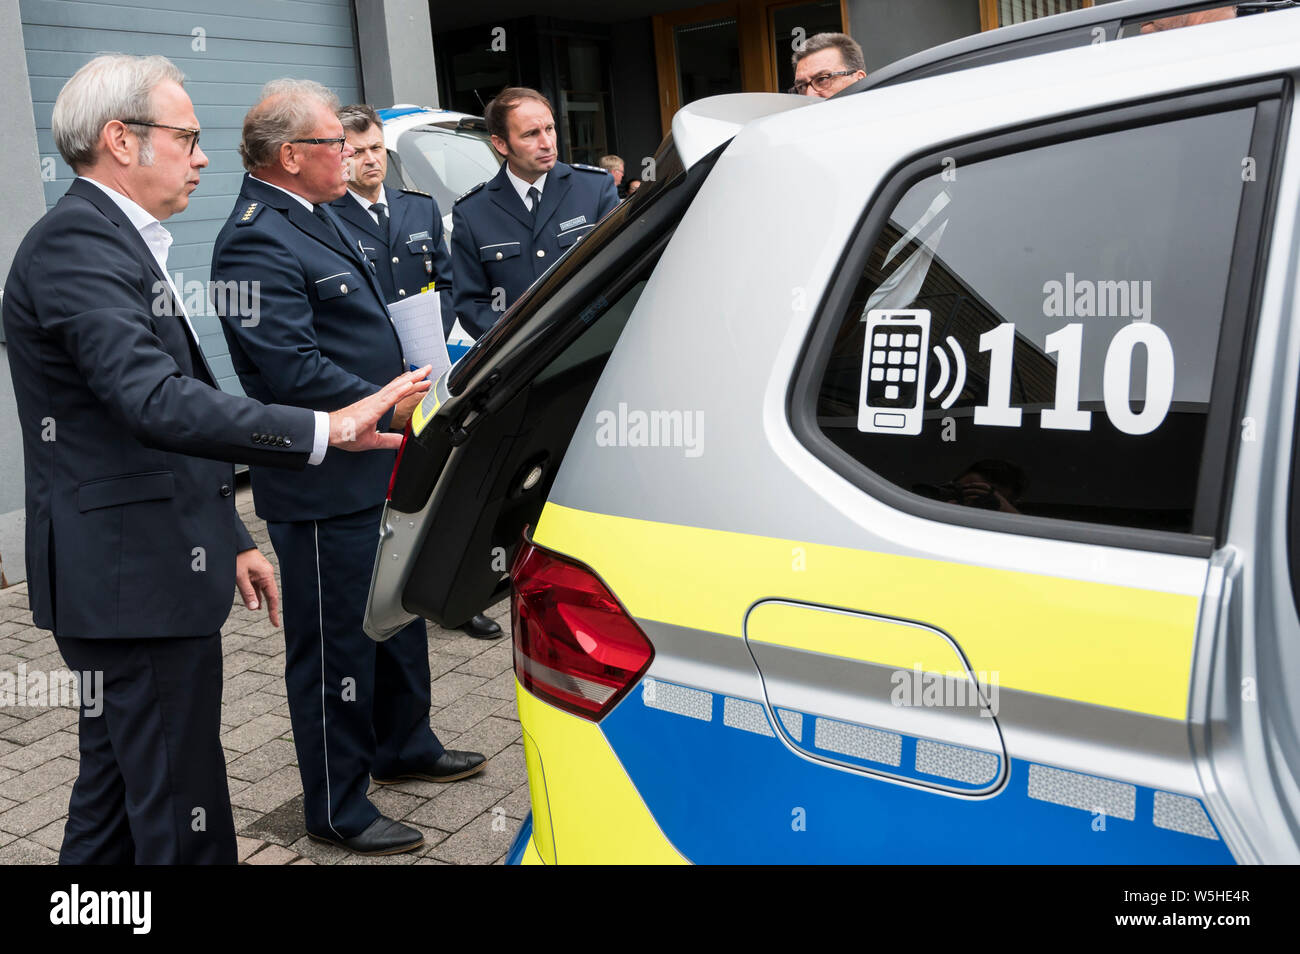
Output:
top-left (527, 186), bottom-right (541, 220)
top-left (371, 201), bottom-right (389, 232)
top-left (313, 204), bottom-right (361, 261)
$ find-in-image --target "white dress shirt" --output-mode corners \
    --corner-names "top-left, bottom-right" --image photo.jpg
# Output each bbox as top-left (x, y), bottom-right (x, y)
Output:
top-left (80, 175), bottom-right (329, 465)
top-left (348, 184), bottom-right (389, 225)
top-left (504, 165), bottom-right (546, 211)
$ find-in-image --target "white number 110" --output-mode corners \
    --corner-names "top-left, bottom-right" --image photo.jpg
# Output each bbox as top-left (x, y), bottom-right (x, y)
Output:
top-left (974, 321), bottom-right (1175, 436)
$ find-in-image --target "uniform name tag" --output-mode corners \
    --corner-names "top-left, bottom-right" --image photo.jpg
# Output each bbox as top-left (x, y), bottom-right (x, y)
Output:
top-left (559, 216), bottom-right (587, 231)
top-left (408, 231), bottom-right (432, 242)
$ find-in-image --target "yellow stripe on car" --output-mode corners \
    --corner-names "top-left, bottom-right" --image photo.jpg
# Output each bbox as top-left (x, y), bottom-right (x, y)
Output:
top-left (515, 681), bottom-right (687, 864)
top-left (533, 503), bottom-right (1200, 720)
top-left (409, 384), bottom-right (442, 437)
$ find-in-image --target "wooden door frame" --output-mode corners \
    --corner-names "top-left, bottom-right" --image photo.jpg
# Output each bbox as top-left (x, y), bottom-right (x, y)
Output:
top-left (652, 0), bottom-right (849, 137)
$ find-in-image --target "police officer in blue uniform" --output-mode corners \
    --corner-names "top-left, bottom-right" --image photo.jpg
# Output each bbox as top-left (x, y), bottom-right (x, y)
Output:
top-left (211, 80), bottom-right (486, 857)
top-left (330, 103), bottom-right (501, 639)
top-left (329, 104), bottom-right (454, 334)
top-left (451, 87), bottom-right (620, 339)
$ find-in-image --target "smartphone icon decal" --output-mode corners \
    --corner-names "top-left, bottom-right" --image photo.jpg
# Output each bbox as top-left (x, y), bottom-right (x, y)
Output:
top-left (857, 309), bottom-right (930, 436)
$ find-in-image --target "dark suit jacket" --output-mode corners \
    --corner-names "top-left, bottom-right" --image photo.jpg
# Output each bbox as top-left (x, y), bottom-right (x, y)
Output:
top-left (211, 175), bottom-right (406, 523)
top-left (451, 161), bottom-right (619, 338)
top-left (1, 178), bottom-right (315, 639)
top-left (329, 187), bottom-right (455, 336)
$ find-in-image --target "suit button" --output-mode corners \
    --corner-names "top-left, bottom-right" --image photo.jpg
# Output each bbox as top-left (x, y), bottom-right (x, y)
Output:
top-left (392, 256), bottom-right (400, 264)
top-left (219, 484), bottom-right (232, 497)
top-left (398, 289), bottom-right (406, 296)
top-left (536, 250), bottom-right (545, 258)
top-left (495, 252), bottom-right (503, 260)
top-left (284, 437), bottom-right (291, 447)
top-left (252, 432), bottom-right (262, 442)
top-left (421, 244), bottom-right (429, 251)
top-left (339, 283), bottom-right (348, 293)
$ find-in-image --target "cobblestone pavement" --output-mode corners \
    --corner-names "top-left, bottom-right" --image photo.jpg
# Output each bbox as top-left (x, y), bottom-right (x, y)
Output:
top-left (0, 483), bottom-right (526, 865)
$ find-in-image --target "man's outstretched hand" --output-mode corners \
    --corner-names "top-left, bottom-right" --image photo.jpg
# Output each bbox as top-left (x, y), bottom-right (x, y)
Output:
top-left (329, 365), bottom-right (433, 453)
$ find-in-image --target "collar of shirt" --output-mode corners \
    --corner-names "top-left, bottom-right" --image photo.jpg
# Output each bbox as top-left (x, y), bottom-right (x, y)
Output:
top-left (77, 175), bottom-right (199, 338)
top-left (250, 174), bottom-right (315, 212)
top-left (348, 183), bottom-right (388, 225)
top-left (505, 165), bottom-right (546, 208)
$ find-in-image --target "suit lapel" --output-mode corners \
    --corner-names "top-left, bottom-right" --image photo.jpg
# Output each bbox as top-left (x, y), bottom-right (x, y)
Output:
top-left (333, 192), bottom-right (388, 246)
top-left (68, 179), bottom-right (216, 384)
top-left (532, 164), bottom-right (571, 238)
top-left (486, 164), bottom-right (533, 229)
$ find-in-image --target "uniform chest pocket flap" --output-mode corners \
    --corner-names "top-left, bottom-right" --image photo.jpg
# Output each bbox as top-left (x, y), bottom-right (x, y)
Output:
top-left (406, 237), bottom-right (437, 257)
top-left (556, 224), bottom-right (594, 249)
top-left (314, 271), bottom-right (358, 300)
top-left (78, 471), bottom-right (175, 512)
top-left (479, 242), bottom-right (520, 263)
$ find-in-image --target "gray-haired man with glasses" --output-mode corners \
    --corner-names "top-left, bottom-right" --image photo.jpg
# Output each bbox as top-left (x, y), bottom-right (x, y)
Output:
top-left (790, 32), bottom-right (867, 98)
top-left (3, 55), bottom-right (427, 865)
top-left (212, 79), bottom-right (486, 857)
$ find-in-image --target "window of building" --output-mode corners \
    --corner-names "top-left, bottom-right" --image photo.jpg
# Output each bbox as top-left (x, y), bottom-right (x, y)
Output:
top-left (980, 0), bottom-right (1093, 30)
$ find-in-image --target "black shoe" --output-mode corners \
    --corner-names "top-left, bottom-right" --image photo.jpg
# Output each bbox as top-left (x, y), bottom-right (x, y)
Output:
top-left (307, 815), bottom-right (424, 856)
top-left (460, 613), bottom-right (503, 639)
top-left (372, 750), bottom-right (487, 785)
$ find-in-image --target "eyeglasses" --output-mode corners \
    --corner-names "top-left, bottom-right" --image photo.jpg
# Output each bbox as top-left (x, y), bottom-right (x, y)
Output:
top-left (788, 70), bottom-right (858, 95)
top-left (289, 137), bottom-right (347, 152)
top-left (119, 119), bottom-right (201, 155)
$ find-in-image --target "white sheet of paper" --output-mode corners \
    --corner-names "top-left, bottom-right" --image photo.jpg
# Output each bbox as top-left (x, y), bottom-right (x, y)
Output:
top-left (387, 291), bottom-right (450, 380)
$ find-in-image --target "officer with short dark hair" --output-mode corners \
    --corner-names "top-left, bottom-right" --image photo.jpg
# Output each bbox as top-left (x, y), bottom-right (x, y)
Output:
top-left (451, 87), bottom-right (619, 339)
top-left (329, 104), bottom-right (453, 333)
top-left (329, 103), bottom-right (500, 639)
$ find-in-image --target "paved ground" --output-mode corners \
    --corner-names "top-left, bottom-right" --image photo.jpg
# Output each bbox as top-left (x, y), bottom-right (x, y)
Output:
top-left (0, 483), bottom-right (527, 865)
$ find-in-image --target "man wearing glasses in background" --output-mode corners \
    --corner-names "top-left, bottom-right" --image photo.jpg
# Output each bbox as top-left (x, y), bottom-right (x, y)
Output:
top-left (211, 79), bottom-right (485, 858)
top-left (790, 32), bottom-right (868, 98)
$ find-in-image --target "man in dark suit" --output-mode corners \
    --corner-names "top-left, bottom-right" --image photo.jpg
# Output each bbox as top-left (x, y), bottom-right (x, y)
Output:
top-left (212, 79), bottom-right (486, 857)
top-left (329, 103), bottom-right (501, 640)
top-left (451, 87), bottom-right (619, 340)
top-left (1, 54), bottom-right (428, 865)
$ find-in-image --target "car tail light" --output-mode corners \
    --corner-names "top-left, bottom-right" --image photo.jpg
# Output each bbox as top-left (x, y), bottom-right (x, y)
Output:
top-left (386, 421), bottom-right (411, 501)
top-left (511, 534), bottom-right (654, 721)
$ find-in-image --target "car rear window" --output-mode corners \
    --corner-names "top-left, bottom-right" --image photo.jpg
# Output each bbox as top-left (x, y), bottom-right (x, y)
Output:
top-left (811, 105), bottom-right (1258, 535)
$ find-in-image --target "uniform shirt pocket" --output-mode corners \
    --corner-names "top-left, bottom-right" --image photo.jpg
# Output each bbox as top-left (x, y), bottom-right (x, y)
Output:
top-left (406, 236), bottom-right (438, 257)
top-left (556, 224), bottom-right (594, 248)
top-left (479, 242), bottom-right (521, 263)
top-left (314, 271), bottom-right (358, 300)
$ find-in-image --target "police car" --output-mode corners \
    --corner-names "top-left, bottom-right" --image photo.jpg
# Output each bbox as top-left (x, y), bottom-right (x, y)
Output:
top-left (378, 105), bottom-right (501, 360)
top-left (366, 1), bottom-right (1300, 863)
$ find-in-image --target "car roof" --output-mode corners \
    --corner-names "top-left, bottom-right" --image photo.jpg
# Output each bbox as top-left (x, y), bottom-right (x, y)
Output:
top-left (840, 0), bottom-right (1296, 96)
top-left (378, 105), bottom-right (488, 139)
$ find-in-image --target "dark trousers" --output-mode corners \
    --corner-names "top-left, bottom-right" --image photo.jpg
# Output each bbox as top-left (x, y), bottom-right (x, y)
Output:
top-left (54, 633), bottom-right (236, 865)
top-left (266, 505), bottom-right (444, 839)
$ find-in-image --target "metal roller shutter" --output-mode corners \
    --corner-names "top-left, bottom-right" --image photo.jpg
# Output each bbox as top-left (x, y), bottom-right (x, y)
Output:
top-left (21, 0), bottom-right (362, 394)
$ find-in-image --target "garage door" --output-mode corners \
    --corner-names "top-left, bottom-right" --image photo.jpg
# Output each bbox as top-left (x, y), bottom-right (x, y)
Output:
top-left (21, 0), bottom-right (362, 394)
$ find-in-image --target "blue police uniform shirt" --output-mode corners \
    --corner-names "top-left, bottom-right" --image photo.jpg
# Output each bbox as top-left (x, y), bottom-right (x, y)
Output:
top-left (450, 160), bottom-right (619, 339)
top-left (211, 174), bottom-right (406, 523)
top-left (329, 185), bottom-right (455, 337)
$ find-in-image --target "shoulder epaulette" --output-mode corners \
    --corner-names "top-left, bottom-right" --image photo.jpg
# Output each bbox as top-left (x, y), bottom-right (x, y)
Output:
top-left (454, 181), bottom-right (486, 204)
top-left (234, 200), bottom-right (264, 226)
top-left (571, 163), bottom-right (606, 174)
top-left (399, 187), bottom-right (431, 198)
